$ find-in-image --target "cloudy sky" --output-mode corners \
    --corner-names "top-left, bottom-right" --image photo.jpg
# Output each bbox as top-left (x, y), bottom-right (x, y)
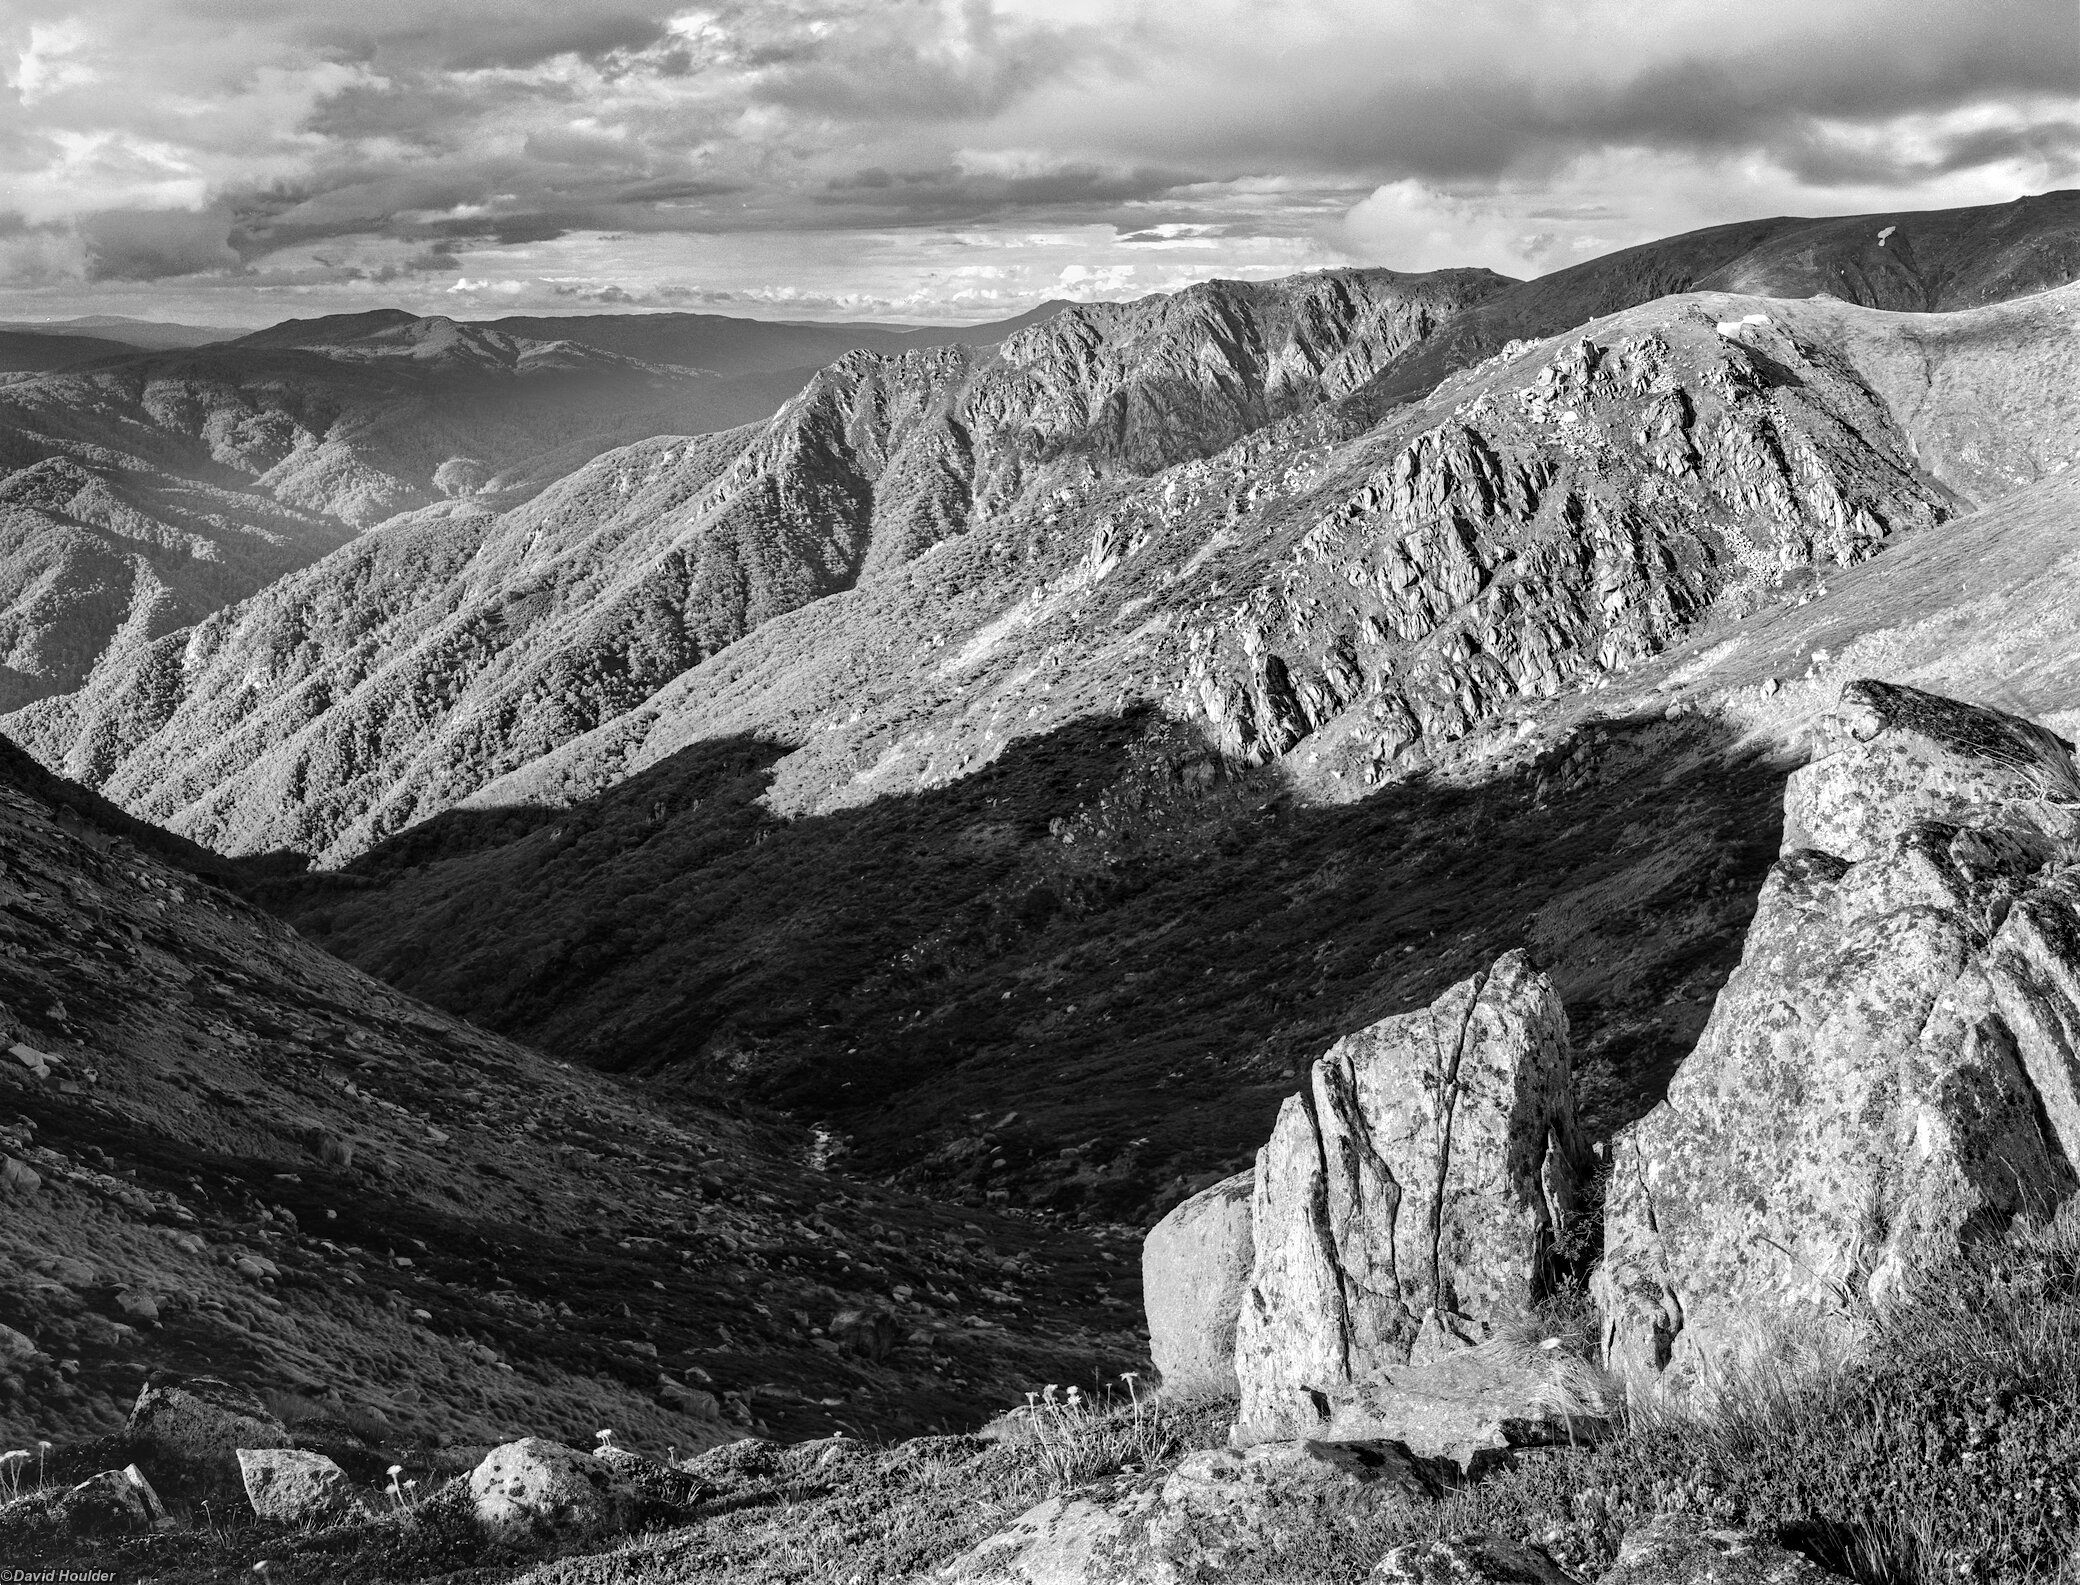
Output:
top-left (1, 0), bottom-right (2075, 325)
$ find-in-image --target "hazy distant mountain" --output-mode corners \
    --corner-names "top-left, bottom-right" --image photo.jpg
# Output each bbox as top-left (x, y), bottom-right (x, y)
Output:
top-left (0, 314), bottom-right (242, 351)
top-left (483, 299), bottom-right (1071, 376)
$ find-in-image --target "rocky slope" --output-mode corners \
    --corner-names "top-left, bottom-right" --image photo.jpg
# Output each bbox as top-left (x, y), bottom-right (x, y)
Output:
top-left (162, 280), bottom-right (2051, 1225)
top-left (6, 266), bottom-right (1508, 857)
top-left (5, 196), bottom-right (2078, 1230)
top-left (0, 319), bottom-right (749, 715)
top-left (0, 732), bottom-right (1147, 1460)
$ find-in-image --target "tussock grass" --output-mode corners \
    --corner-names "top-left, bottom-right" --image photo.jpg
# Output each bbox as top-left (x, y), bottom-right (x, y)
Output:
top-left (1432, 1208), bottom-right (2080, 1583)
top-left (992, 1378), bottom-right (1186, 1492)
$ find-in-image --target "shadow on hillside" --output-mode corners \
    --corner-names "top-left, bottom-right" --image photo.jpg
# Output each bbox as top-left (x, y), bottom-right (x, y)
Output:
top-left (259, 704), bottom-right (1792, 1221)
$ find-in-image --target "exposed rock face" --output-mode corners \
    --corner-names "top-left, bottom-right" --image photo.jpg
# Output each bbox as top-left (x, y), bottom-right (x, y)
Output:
top-left (237, 1447), bottom-right (358, 1524)
top-left (469, 1437), bottom-right (623, 1547)
top-left (124, 1377), bottom-right (290, 1506)
top-left (1599, 683), bottom-right (2080, 1385)
top-left (1294, 1332), bottom-right (1617, 1469)
top-left (1183, 315), bottom-right (1946, 773)
top-left (1141, 1168), bottom-right (1253, 1399)
top-left (1600, 1514), bottom-right (1841, 1583)
top-left (1781, 678), bottom-right (2080, 860)
top-left (1235, 951), bottom-right (1588, 1442)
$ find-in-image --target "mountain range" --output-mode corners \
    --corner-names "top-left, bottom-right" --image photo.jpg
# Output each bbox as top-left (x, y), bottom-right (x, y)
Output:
top-left (3, 186), bottom-right (2080, 1468)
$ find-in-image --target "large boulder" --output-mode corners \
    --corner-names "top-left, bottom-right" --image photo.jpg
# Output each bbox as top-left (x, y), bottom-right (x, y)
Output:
top-left (1235, 951), bottom-right (1589, 1443)
top-left (469, 1437), bottom-right (624, 1548)
top-left (237, 1447), bottom-right (359, 1524)
top-left (124, 1376), bottom-right (290, 1507)
top-left (1142, 1168), bottom-right (1253, 1400)
top-left (1599, 684), bottom-right (2080, 1387)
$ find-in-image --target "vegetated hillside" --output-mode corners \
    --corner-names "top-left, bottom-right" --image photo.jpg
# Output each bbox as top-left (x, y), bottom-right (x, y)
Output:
top-left (0, 320), bottom-right (743, 714)
top-left (10, 266), bottom-right (1511, 859)
top-left (1340, 187), bottom-right (2080, 418)
top-left (0, 731), bottom-right (1145, 1456)
top-left (248, 287), bottom-right (2071, 1214)
top-left (0, 331), bottom-right (145, 374)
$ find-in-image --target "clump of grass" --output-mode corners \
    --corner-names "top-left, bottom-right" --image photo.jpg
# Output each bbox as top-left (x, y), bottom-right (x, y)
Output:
top-left (999, 1374), bottom-right (1186, 1493)
top-left (1429, 1205), bottom-right (2080, 1583)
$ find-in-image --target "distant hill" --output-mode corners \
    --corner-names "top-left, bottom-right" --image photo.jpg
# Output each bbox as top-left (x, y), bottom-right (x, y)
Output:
top-left (0, 315), bottom-right (241, 351)
top-left (0, 329), bottom-right (144, 373)
top-left (481, 301), bottom-right (1072, 376)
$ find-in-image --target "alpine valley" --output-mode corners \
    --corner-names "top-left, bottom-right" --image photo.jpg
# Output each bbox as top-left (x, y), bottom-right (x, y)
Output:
top-left (3, 189), bottom-right (2080, 1584)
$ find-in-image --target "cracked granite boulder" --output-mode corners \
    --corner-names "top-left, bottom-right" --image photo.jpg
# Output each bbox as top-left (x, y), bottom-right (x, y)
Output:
top-left (1234, 950), bottom-right (1592, 1448)
top-left (1599, 681), bottom-right (2080, 1388)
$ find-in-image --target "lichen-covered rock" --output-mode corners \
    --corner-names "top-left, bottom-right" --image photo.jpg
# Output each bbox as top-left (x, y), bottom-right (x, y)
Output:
top-left (937, 1491), bottom-right (1157, 1584)
top-left (237, 1447), bottom-right (358, 1524)
top-left (1372, 1533), bottom-right (1579, 1582)
top-left (1781, 680), bottom-right (2080, 862)
top-left (54, 1465), bottom-right (164, 1536)
top-left (1599, 686), bottom-right (2080, 1386)
top-left (1300, 1331), bottom-right (1617, 1469)
top-left (1142, 1168), bottom-right (1253, 1400)
top-left (1600, 1514), bottom-right (1841, 1582)
top-left (125, 1377), bottom-right (290, 1507)
top-left (1155, 1436), bottom-right (1434, 1532)
top-left (941, 1439), bottom-right (1432, 1585)
top-left (469, 1437), bottom-right (623, 1548)
top-left (1235, 951), bottom-right (1588, 1442)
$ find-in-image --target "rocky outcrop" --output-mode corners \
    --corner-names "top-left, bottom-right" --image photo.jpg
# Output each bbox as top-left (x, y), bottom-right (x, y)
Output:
top-left (1235, 951), bottom-right (1589, 1443)
top-left (237, 1447), bottom-right (359, 1524)
top-left (124, 1377), bottom-right (290, 1507)
top-left (1780, 678), bottom-right (2080, 860)
top-left (1183, 315), bottom-right (1948, 772)
top-left (941, 1437), bottom-right (1436, 1584)
top-left (469, 1437), bottom-right (625, 1547)
top-left (1141, 1169), bottom-right (1254, 1400)
top-left (1291, 1331), bottom-right (1617, 1469)
top-left (1599, 1514), bottom-right (1842, 1583)
top-left (1371, 1534), bottom-right (1577, 1583)
top-left (51, 1465), bottom-right (166, 1536)
top-left (1599, 683), bottom-right (2080, 1386)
